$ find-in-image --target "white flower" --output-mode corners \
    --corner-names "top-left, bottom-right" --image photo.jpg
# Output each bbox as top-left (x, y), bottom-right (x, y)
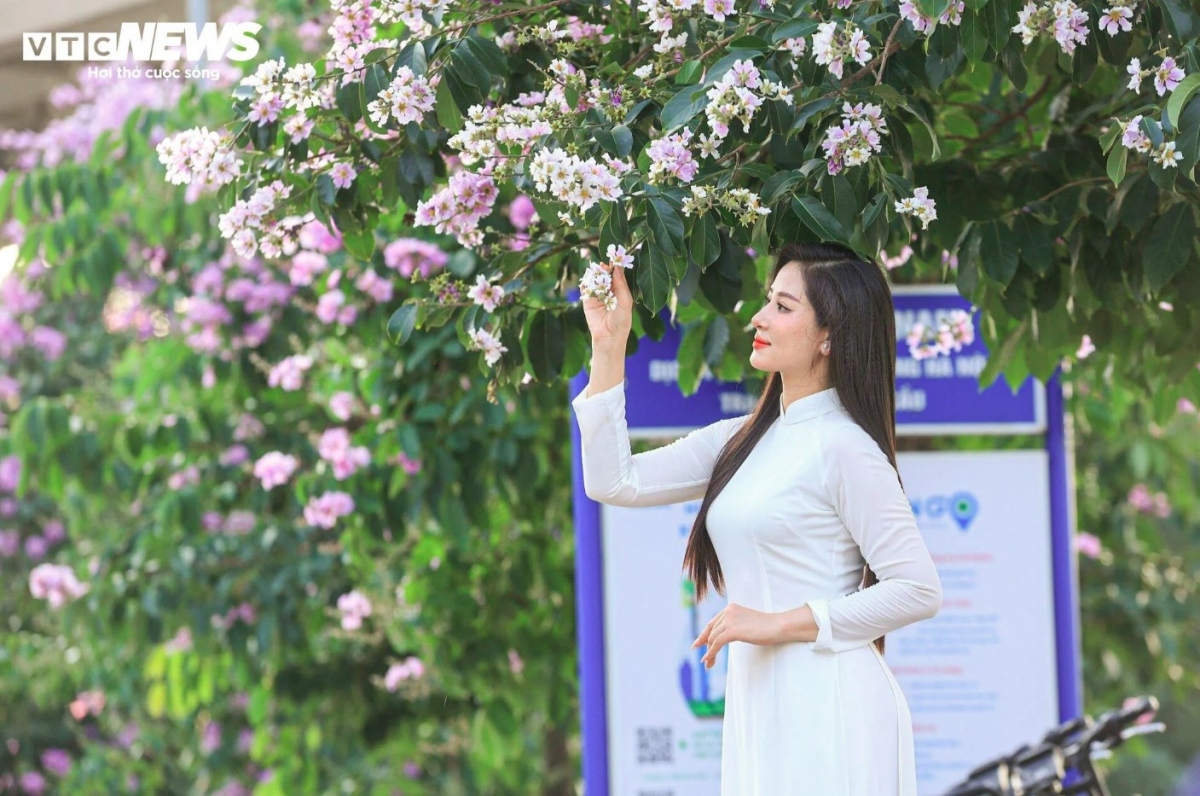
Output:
top-left (894, 187), bottom-right (938, 229)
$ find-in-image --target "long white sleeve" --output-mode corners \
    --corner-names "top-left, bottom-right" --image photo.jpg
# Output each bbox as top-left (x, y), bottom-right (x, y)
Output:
top-left (806, 426), bottom-right (942, 654)
top-left (570, 380), bottom-right (749, 508)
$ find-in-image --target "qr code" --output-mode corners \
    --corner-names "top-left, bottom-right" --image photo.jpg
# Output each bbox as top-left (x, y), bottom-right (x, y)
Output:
top-left (637, 726), bottom-right (673, 764)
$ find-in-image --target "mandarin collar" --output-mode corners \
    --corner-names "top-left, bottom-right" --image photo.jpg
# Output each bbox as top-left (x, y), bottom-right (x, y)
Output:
top-left (778, 387), bottom-right (843, 425)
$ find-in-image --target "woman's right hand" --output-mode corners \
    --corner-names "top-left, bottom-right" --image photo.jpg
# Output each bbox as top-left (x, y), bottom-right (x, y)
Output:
top-left (582, 263), bottom-right (634, 346)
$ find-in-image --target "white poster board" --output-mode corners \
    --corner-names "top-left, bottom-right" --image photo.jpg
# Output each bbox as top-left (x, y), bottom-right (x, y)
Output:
top-left (600, 450), bottom-right (1059, 796)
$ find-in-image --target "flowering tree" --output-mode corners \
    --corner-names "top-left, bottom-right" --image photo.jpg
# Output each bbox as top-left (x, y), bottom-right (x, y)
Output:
top-left (148, 0), bottom-right (1200, 417)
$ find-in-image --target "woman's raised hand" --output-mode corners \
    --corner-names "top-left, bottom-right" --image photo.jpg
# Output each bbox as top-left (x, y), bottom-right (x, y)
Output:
top-left (582, 264), bottom-right (634, 347)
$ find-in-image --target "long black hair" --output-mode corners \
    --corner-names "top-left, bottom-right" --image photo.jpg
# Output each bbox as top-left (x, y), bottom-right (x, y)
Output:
top-left (682, 242), bottom-right (900, 654)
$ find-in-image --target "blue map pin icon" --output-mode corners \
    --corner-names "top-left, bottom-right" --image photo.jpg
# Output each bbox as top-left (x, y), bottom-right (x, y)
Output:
top-left (950, 492), bottom-right (979, 531)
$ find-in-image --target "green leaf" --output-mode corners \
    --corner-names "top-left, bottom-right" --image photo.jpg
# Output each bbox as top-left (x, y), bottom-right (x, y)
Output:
top-left (1106, 144), bottom-right (1128, 188)
top-left (771, 19), bottom-right (819, 42)
top-left (646, 197), bottom-right (685, 256)
top-left (435, 73), bottom-right (464, 132)
top-left (1166, 73), bottom-right (1200, 127)
top-left (790, 97), bottom-right (836, 135)
top-left (387, 303), bottom-right (419, 345)
top-left (677, 318), bottom-right (711, 395)
top-left (526, 310), bottom-right (565, 380)
top-left (790, 195), bottom-right (850, 243)
top-left (660, 84), bottom-right (709, 132)
top-left (336, 80), bottom-right (363, 122)
top-left (1143, 203), bottom-right (1195, 292)
top-left (343, 228), bottom-right (375, 261)
top-left (316, 174), bottom-right (338, 206)
top-left (979, 219), bottom-right (1019, 285)
top-left (637, 244), bottom-right (674, 311)
top-left (1159, 0), bottom-right (1196, 41)
top-left (690, 211), bottom-right (721, 267)
top-left (761, 170), bottom-right (803, 203)
top-left (595, 125), bottom-right (633, 157)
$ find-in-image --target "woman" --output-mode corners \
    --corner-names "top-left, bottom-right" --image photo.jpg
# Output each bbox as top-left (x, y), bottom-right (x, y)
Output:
top-left (571, 241), bottom-right (943, 796)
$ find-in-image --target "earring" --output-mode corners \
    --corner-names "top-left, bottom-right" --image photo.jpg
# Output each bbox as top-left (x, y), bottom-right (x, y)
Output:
top-left (821, 341), bottom-right (830, 353)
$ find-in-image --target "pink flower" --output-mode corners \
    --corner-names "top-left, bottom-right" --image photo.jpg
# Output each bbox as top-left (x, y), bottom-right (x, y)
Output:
top-left (303, 491), bottom-right (355, 528)
top-left (201, 721), bottom-right (222, 755)
top-left (1154, 56), bottom-right (1186, 96)
top-left (508, 648), bottom-right (525, 674)
top-left (384, 656), bottom-right (426, 690)
top-left (317, 428), bottom-right (371, 479)
top-left (1127, 484), bottom-right (1171, 517)
top-left (219, 444), bottom-right (249, 467)
top-left (252, 452), bottom-right (299, 490)
top-left (29, 563), bottom-right (89, 607)
top-left (19, 771), bottom-right (46, 795)
top-left (1076, 335), bottom-right (1095, 359)
top-left (267, 354), bottom-right (313, 391)
top-left (23, 535), bottom-right (48, 561)
top-left (0, 454), bottom-right (21, 492)
top-left (1178, 398), bottom-right (1197, 414)
top-left (288, 251), bottom-right (328, 286)
top-left (355, 268), bottom-right (395, 303)
top-left (382, 238), bottom-right (448, 278)
top-left (30, 327), bottom-right (67, 361)
top-left (41, 748), bottom-right (72, 777)
top-left (298, 219), bottom-right (343, 253)
top-left (394, 452), bottom-right (423, 475)
top-left (329, 392), bottom-right (356, 421)
top-left (42, 520), bottom-right (65, 544)
top-left (1074, 532), bottom-right (1102, 559)
top-left (329, 162), bottom-right (357, 189)
top-left (507, 195), bottom-right (538, 230)
top-left (337, 589), bottom-right (372, 630)
top-left (0, 530), bottom-right (19, 558)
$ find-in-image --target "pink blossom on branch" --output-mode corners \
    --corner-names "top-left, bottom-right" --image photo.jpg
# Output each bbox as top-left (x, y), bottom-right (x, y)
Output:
top-left (253, 452), bottom-right (299, 490)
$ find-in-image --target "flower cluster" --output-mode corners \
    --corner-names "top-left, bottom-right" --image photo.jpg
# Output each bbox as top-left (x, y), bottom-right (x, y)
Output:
top-left (267, 353), bottom-right (314, 390)
top-left (1126, 56), bottom-right (1185, 96)
top-left (384, 656), bottom-right (427, 690)
top-left (1120, 116), bottom-right (1183, 168)
top-left (467, 327), bottom-right (509, 366)
top-left (336, 589), bottom-right (372, 629)
top-left (304, 491), bottom-right (356, 528)
top-left (1012, 0), bottom-right (1089, 54)
top-left (376, 0), bottom-right (449, 31)
top-left (366, 66), bottom-right (437, 128)
top-left (217, 179), bottom-right (296, 259)
top-left (318, 428), bottom-right (371, 479)
top-left (1127, 484), bottom-right (1171, 517)
top-left (414, 170), bottom-right (499, 248)
top-left (822, 102), bottom-right (888, 174)
top-left (811, 21), bottom-right (872, 80)
top-left (156, 127), bottom-right (242, 190)
top-left (528, 148), bottom-right (625, 213)
top-left (681, 186), bottom-right (770, 226)
top-left (894, 187), bottom-right (939, 229)
top-left (578, 245), bottom-right (635, 311)
top-left (253, 451), bottom-right (299, 490)
top-left (899, 0), bottom-right (965, 33)
top-left (704, 60), bottom-right (792, 146)
top-left (906, 309), bottom-right (974, 360)
top-left (29, 563), bottom-right (89, 608)
top-left (646, 130), bottom-right (701, 184)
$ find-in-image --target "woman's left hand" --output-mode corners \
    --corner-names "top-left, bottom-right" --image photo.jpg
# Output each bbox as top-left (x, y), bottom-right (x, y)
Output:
top-left (691, 603), bottom-right (782, 668)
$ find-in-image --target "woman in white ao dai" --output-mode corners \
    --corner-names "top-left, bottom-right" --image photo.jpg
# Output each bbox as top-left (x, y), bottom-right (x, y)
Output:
top-left (572, 242), bottom-right (943, 796)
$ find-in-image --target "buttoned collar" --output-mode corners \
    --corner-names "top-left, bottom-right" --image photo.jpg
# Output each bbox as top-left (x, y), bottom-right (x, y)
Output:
top-left (778, 387), bottom-right (843, 425)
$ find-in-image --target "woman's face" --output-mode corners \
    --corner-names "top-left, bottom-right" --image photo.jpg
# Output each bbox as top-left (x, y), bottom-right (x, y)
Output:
top-left (748, 262), bottom-right (829, 382)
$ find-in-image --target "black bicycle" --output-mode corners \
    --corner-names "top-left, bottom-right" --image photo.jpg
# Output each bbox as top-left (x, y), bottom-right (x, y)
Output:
top-left (941, 696), bottom-right (1166, 796)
